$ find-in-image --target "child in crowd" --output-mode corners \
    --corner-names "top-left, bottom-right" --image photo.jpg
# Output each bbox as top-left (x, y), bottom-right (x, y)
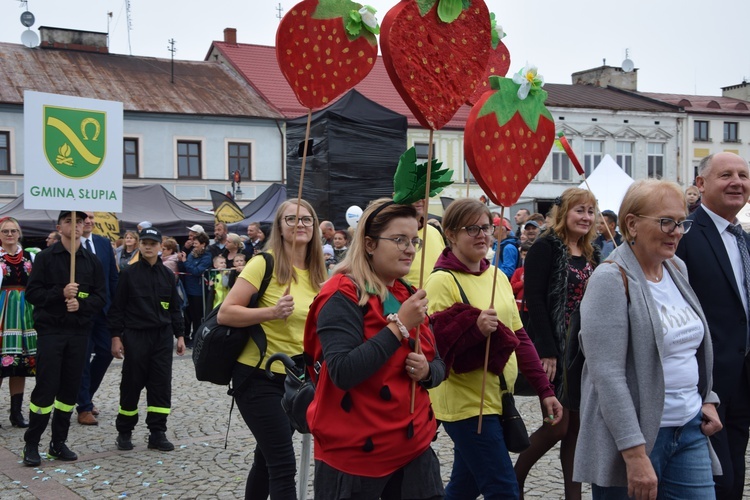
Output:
top-left (225, 253), bottom-right (247, 291)
top-left (323, 244), bottom-right (336, 272)
top-left (109, 227), bottom-right (185, 452)
top-left (210, 255), bottom-right (229, 309)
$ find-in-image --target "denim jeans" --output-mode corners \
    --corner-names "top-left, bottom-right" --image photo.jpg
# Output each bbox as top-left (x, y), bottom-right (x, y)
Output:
top-left (593, 411), bottom-right (714, 500)
top-left (443, 415), bottom-right (519, 500)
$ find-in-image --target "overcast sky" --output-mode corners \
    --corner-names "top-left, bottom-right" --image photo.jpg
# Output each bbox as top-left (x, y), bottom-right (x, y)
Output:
top-left (3, 0), bottom-right (748, 96)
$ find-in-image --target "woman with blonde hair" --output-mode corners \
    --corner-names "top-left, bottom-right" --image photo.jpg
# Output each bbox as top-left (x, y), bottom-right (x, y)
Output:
top-left (514, 187), bottom-right (600, 499)
top-left (575, 179), bottom-right (721, 498)
top-left (221, 232), bottom-right (245, 268)
top-left (219, 199), bottom-right (326, 499)
top-left (305, 198), bottom-right (445, 499)
top-left (115, 230), bottom-right (139, 271)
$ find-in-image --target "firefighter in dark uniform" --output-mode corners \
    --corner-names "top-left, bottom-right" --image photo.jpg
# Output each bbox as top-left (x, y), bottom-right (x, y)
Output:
top-left (23, 210), bottom-right (106, 466)
top-left (109, 227), bottom-right (185, 452)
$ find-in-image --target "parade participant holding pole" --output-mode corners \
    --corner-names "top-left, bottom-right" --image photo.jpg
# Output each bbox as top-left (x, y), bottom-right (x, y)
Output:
top-left (22, 211), bottom-right (105, 466)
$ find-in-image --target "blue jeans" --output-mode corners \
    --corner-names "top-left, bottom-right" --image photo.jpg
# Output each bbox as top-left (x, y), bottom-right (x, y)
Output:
top-left (443, 415), bottom-right (519, 500)
top-left (593, 411), bottom-right (714, 500)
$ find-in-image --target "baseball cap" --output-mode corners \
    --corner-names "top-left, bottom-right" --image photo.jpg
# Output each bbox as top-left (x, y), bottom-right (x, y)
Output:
top-left (186, 224), bottom-right (205, 234)
top-left (524, 220), bottom-right (540, 229)
top-left (139, 227), bottom-right (162, 242)
top-left (57, 210), bottom-right (79, 223)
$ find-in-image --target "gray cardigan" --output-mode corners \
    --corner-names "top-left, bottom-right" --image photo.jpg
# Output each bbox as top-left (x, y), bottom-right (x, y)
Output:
top-left (573, 243), bottom-right (720, 487)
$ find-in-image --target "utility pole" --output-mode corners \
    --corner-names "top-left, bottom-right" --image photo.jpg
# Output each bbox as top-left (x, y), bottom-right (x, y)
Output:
top-left (276, 3), bottom-right (284, 21)
top-left (167, 39), bottom-right (177, 84)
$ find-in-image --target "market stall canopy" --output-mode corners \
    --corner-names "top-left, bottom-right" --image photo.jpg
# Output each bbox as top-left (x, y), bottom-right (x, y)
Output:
top-left (226, 183), bottom-right (288, 234)
top-left (579, 154), bottom-right (634, 215)
top-left (0, 185), bottom-right (214, 238)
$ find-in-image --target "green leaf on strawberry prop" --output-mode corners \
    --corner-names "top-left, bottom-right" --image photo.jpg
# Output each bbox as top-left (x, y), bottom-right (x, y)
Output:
top-left (464, 74), bottom-right (555, 207)
top-left (277, 0), bottom-right (379, 109)
top-left (381, 0), bottom-right (491, 130)
top-left (393, 147), bottom-right (454, 205)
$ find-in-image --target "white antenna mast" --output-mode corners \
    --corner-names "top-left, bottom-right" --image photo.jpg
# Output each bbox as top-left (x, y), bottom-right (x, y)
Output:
top-left (125, 0), bottom-right (133, 55)
top-left (621, 48), bottom-right (634, 73)
top-left (276, 3), bottom-right (284, 21)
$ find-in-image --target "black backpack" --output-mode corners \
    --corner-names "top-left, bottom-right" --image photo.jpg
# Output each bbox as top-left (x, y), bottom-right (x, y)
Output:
top-left (561, 261), bottom-right (629, 410)
top-left (192, 252), bottom-right (274, 386)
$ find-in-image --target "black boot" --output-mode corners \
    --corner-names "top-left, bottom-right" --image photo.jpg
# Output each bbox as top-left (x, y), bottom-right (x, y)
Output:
top-left (50, 409), bottom-right (72, 447)
top-left (48, 441), bottom-right (77, 461)
top-left (10, 393), bottom-right (29, 428)
top-left (24, 412), bottom-right (51, 453)
top-left (148, 431), bottom-right (174, 451)
top-left (116, 432), bottom-right (133, 451)
top-left (22, 444), bottom-right (41, 467)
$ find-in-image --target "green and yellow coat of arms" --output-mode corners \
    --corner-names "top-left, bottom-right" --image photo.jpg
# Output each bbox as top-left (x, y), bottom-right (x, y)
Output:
top-left (44, 105), bottom-right (106, 179)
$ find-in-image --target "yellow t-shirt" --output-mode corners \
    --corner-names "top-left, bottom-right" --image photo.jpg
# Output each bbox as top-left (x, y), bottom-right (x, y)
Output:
top-left (236, 252), bottom-right (318, 373)
top-left (424, 267), bottom-right (523, 422)
top-left (404, 223), bottom-right (445, 287)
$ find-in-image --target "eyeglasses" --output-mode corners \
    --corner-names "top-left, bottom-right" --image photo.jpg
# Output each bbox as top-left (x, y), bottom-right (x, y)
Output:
top-left (636, 215), bottom-right (692, 234)
top-left (460, 224), bottom-right (495, 237)
top-left (283, 215), bottom-right (315, 227)
top-left (0, 229), bottom-right (18, 235)
top-left (376, 236), bottom-right (423, 252)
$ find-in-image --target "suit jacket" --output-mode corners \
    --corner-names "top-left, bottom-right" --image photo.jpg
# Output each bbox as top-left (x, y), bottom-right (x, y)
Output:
top-left (675, 205), bottom-right (750, 403)
top-left (89, 234), bottom-right (119, 312)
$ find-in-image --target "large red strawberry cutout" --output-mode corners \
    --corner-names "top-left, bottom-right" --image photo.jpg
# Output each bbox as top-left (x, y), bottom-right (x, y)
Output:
top-left (277, 0), bottom-right (378, 109)
top-left (465, 73), bottom-right (555, 206)
top-left (381, 0), bottom-right (491, 130)
top-left (467, 13), bottom-right (510, 106)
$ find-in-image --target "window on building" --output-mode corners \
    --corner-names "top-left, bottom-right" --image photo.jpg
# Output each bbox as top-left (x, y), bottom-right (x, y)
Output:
top-left (616, 141), bottom-right (634, 176)
top-left (123, 138), bottom-right (139, 178)
top-left (0, 132), bottom-right (9, 175)
top-left (647, 142), bottom-right (665, 178)
top-left (724, 122), bottom-right (739, 143)
top-left (177, 140), bottom-right (202, 178)
top-left (463, 160), bottom-right (476, 183)
top-left (552, 150), bottom-right (571, 181)
top-left (414, 142), bottom-right (435, 160)
top-left (228, 142), bottom-right (252, 179)
top-left (583, 140), bottom-right (603, 176)
top-left (694, 120), bottom-right (709, 141)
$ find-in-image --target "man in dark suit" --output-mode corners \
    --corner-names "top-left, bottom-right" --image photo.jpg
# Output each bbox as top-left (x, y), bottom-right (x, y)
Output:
top-left (75, 212), bottom-right (119, 425)
top-left (676, 152), bottom-right (750, 499)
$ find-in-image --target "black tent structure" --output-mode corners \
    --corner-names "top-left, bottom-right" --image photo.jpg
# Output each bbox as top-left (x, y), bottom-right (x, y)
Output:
top-left (226, 183), bottom-right (287, 234)
top-left (286, 89), bottom-right (407, 228)
top-left (0, 185), bottom-right (215, 238)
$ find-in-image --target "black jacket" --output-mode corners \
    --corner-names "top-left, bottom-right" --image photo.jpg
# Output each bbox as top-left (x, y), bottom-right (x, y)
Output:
top-left (26, 242), bottom-right (106, 335)
top-left (108, 257), bottom-right (184, 338)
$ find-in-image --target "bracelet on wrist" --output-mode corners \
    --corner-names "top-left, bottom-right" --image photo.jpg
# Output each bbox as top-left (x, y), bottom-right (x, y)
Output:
top-left (387, 313), bottom-right (409, 340)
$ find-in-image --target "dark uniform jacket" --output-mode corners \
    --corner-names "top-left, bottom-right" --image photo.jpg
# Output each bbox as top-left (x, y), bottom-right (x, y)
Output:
top-left (108, 257), bottom-right (184, 338)
top-left (26, 242), bottom-right (106, 335)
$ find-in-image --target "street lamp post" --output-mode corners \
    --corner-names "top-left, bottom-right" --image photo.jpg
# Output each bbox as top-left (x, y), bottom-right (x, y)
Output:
top-left (231, 170), bottom-right (243, 200)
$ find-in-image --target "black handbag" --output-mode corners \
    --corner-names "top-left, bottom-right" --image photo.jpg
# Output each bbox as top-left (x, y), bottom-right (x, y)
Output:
top-left (265, 352), bottom-right (316, 434)
top-left (499, 373), bottom-right (530, 453)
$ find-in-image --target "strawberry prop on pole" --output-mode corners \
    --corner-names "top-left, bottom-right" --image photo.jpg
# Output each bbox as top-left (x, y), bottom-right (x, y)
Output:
top-left (464, 65), bottom-right (555, 432)
top-left (381, 0), bottom-right (491, 411)
top-left (276, 0), bottom-right (379, 283)
top-left (557, 132), bottom-right (618, 247)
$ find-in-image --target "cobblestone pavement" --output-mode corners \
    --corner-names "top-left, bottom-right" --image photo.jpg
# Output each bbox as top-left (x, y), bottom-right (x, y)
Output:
top-left (0, 353), bottom-right (747, 498)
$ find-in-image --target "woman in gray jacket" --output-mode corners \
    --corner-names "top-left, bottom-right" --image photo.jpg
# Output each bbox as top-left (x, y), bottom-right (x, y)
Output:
top-left (575, 179), bottom-right (722, 500)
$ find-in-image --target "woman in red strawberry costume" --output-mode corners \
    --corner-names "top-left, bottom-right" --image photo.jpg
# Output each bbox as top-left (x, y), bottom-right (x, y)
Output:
top-left (304, 199), bottom-right (446, 499)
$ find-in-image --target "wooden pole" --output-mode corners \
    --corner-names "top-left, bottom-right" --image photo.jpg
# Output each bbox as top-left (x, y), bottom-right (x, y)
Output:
top-left (70, 211), bottom-right (77, 283)
top-left (410, 128), bottom-right (435, 413)
top-left (285, 109), bottom-right (313, 295)
top-left (477, 205), bottom-right (504, 433)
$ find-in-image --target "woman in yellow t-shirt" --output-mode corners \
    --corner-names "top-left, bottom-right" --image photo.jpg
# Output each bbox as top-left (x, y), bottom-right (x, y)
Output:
top-left (218, 199), bottom-right (326, 499)
top-left (424, 198), bottom-right (563, 499)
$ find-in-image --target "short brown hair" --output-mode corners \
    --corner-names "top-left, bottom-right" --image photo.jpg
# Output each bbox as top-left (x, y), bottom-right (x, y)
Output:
top-left (442, 198), bottom-right (492, 247)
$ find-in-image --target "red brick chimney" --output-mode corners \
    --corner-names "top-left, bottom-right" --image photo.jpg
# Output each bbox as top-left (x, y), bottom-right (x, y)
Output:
top-left (224, 28), bottom-right (237, 45)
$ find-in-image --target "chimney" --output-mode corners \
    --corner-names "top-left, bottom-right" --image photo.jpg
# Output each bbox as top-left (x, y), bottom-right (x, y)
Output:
top-left (38, 26), bottom-right (108, 54)
top-left (224, 28), bottom-right (237, 45)
top-left (571, 65), bottom-right (637, 91)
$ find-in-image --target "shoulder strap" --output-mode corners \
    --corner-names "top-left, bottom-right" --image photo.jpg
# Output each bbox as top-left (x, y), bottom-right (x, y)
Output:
top-left (256, 252), bottom-right (274, 298)
top-left (432, 268), bottom-right (469, 304)
top-left (603, 260), bottom-right (630, 304)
